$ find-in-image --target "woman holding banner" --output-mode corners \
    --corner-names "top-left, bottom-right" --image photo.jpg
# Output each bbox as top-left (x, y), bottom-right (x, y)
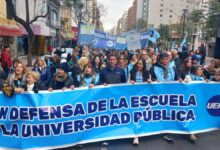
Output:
top-left (48, 62), bottom-right (74, 91)
top-left (130, 58), bottom-right (151, 84)
top-left (130, 58), bottom-right (151, 145)
top-left (78, 63), bottom-right (99, 88)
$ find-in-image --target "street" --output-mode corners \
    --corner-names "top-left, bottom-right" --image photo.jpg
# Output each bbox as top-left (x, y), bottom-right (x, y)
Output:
top-left (59, 131), bottom-right (220, 150)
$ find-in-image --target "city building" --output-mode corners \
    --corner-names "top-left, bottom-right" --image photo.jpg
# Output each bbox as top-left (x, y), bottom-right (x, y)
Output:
top-left (117, 11), bottom-right (128, 35)
top-left (117, 18), bottom-right (123, 35)
top-left (128, 0), bottom-right (137, 30)
top-left (187, 0), bottom-right (210, 49)
top-left (13, 0), bottom-right (50, 56)
top-left (136, 0), bottom-right (189, 28)
top-left (0, 0), bottom-right (21, 57)
top-left (122, 11), bottom-right (128, 32)
top-left (60, 4), bottom-right (74, 47)
top-left (48, 0), bottom-right (61, 48)
top-left (136, 0), bottom-right (148, 22)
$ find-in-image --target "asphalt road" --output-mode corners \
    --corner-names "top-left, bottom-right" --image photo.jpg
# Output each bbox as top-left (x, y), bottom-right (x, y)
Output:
top-left (56, 130), bottom-right (220, 150)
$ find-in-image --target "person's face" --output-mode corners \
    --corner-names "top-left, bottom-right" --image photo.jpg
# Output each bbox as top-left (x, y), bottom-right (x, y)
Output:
top-left (151, 55), bottom-right (157, 63)
top-left (108, 56), bottom-right (117, 68)
top-left (209, 61), bottom-right (216, 68)
top-left (95, 57), bottom-right (100, 64)
top-left (38, 60), bottom-right (44, 67)
top-left (160, 57), bottom-right (170, 65)
top-left (74, 50), bottom-right (79, 56)
top-left (186, 60), bottom-right (192, 67)
top-left (83, 48), bottom-right (88, 54)
top-left (136, 60), bottom-right (143, 71)
top-left (27, 74), bottom-right (36, 84)
top-left (141, 52), bottom-right (147, 60)
top-left (195, 67), bottom-right (203, 76)
top-left (58, 68), bottom-right (65, 76)
top-left (119, 57), bottom-right (125, 64)
top-left (85, 66), bottom-right (92, 74)
top-left (167, 52), bottom-right (172, 61)
top-left (15, 64), bottom-right (24, 75)
top-left (172, 50), bottom-right (178, 59)
top-left (214, 74), bottom-right (220, 81)
top-left (132, 55), bottom-right (137, 61)
top-left (189, 52), bottom-right (194, 56)
top-left (149, 48), bottom-right (154, 56)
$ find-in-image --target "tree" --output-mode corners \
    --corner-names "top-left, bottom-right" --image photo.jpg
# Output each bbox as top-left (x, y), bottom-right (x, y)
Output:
top-left (6, 0), bottom-right (48, 66)
top-left (204, 0), bottom-right (220, 40)
top-left (186, 0), bottom-right (220, 41)
top-left (158, 24), bottom-right (170, 49)
top-left (136, 18), bottom-right (148, 32)
top-left (63, 0), bottom-right (89, 25)
top-left (63, 0), bottom-right (105, 27)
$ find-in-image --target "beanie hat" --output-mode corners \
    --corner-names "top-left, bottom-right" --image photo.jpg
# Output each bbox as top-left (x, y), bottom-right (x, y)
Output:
top-left (58, 62), bottom-right (69, 73)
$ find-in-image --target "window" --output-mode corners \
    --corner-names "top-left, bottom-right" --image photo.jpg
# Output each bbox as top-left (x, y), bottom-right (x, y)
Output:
top-left (169, 15), bottom-right (172, 18)
top-left (160, 4), bottom-right (164, 6)
top-left (51, 10), bottom-right (58, 26)
top-left (160, 9), bottom-right (163, 12)
top-left (160, 14), bottom-right (163, 17)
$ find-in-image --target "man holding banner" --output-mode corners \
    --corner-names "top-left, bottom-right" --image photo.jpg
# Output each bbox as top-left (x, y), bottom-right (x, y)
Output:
top-left (99, 53), bottom-right (127, 85)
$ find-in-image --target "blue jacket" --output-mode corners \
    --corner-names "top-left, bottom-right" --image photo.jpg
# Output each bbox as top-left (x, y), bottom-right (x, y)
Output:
top-left (150, 63), bottom-right (179, 81)
top-left (33, 67), bottom-right (51, 88)
top-left (190, 74), bottom-right (204, 81)
top-left (99, 66), bottom-right (127, 84)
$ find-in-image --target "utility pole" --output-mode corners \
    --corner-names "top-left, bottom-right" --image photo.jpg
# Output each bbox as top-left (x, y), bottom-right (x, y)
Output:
top-left (214, 13), bottom-right (220, 59)
top-left (182, 9), bottom-right (187, 38)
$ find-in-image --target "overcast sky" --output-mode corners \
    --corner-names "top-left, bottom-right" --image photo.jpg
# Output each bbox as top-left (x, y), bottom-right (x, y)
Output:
top-left (97, 0), bottom-right (133, 31)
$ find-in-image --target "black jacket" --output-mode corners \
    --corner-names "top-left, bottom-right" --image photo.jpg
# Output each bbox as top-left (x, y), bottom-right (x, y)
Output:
top-left (49, 75), bottom-right (74, 90)
top-left (130, 68), bottom-right (150, 82)
top-left (99, 66), bottom-right (127, 84)
top-left (22, 82), bottom-right (46, 93)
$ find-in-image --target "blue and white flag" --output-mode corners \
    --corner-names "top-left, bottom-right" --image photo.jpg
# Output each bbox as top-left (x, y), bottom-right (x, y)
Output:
top-left (78, 24), bottom-right (95, 45)
top-left (115, 36), bottom-right (127, 50)
top-left (141, 28), bottom-right (160, 43)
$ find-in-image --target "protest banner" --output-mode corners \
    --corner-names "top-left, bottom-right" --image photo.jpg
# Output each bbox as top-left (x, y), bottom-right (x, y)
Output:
top-left (0, 82), bottom-right (219, 149)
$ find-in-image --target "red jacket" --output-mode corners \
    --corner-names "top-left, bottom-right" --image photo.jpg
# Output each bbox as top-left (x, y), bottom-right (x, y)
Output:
top-left (1, 51), bottom-right (12, 68)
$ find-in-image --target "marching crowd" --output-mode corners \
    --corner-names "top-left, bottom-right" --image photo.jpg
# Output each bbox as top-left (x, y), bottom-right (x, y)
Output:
top-left (0, 44), bottom-right (220, 144)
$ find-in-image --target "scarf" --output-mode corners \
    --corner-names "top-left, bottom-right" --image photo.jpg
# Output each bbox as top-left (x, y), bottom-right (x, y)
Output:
top-left (159, 63), bottom-right (169, 79)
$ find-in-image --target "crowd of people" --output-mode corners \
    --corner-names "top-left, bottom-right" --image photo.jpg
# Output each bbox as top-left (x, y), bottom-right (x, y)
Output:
top-left (0, 44), bottom-right (220, 145)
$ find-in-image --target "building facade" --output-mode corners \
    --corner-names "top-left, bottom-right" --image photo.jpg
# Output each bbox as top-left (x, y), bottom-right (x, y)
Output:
top-left (187, 0), bottom-right (210, 50)
top-left (0, 0), bottom-right (21, 57)
top-left (136, 0), bottom-right (148, 22)
top-left (122, 11), bottom-right (128, 33)
top-left (48, 0), bottom-right (61, 48)
top-left (14, 0), bottom-right (50, 56)
top-left (136, 0), bottom-right (189, 28)
top-left (128, 0), bottom-right (137, 30)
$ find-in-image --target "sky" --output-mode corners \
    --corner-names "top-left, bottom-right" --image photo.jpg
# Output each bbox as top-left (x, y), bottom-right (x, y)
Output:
top-left (97, 0), bottom-right (133, 31)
